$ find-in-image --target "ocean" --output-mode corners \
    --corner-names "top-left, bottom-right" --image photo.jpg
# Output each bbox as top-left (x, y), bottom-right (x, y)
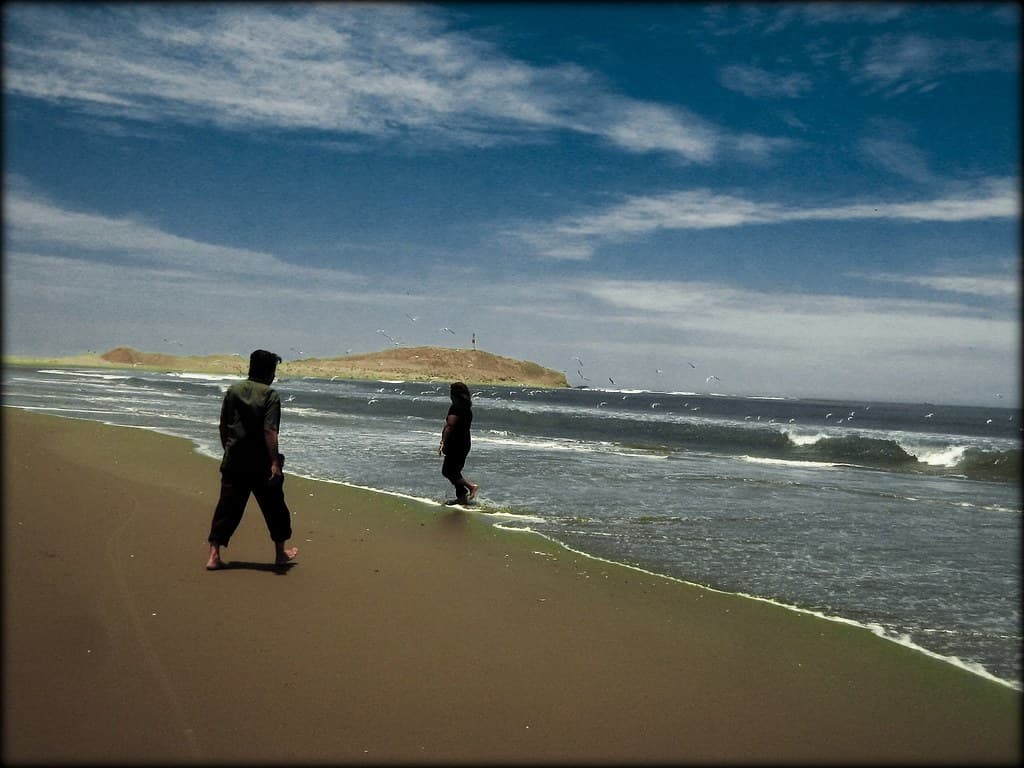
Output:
top-left (3, 364), bottom-right (1020, 690)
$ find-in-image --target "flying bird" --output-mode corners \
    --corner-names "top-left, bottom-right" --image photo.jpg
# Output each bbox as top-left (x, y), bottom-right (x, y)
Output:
top-left (706, 375), bottom-right (720, 384)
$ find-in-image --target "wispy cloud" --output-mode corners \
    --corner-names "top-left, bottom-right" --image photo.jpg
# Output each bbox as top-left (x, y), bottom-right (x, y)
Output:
top-left (1, 4), bottom-right (789, 164)
top-left (848, 270), bottom-right (1020, 300)
top-left (718, 65), bottom-right (814, 98)
top-left (2, 185), bottom-right (361, 287)
top-left (856, 32), bottom-right (1018, 95)
top-left (857, 133), bottom-right (939, 185)
top-left (566, 277), bottom-right (1017, 387)
top-left (514, 178), bottom-right (1020, 259)
top-left (701, 4), bottom-right (907, 38)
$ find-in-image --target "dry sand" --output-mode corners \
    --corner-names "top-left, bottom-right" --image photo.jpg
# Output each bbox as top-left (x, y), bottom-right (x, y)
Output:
top-left (3, 408), bottom-right (1019, 764)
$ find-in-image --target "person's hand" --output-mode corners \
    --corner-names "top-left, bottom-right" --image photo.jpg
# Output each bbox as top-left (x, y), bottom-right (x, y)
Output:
top-left (437, 441), bottom-right (444, 456)
top-left (269, 462), bottom-right (283, 483)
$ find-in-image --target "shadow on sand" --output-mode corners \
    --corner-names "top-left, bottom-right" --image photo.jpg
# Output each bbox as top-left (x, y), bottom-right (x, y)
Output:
top-left (216, 561), bottom-right (296, 575)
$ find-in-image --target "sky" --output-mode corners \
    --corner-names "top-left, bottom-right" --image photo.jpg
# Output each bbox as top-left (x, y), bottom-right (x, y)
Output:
top-left (3, 2), bottom-right (1020, 407)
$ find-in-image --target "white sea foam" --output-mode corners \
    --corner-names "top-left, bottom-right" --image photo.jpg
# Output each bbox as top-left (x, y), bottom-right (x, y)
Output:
top-left (38, 369), bottom-right (132, 381)
top-left (782, 429), bottom-right (831, 446)
top-left (912, 444), bottom-right (968, 467)
top-left (165, 372), bottom-right (243, 382)
top-left (740, 455), bottom-right (842, 470)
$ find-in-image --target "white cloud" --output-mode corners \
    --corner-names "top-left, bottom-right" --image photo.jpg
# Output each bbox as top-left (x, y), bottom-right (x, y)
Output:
top-left (514, 178), bottom-right (1020, 259)
top-left (1, 4), bottom-right (785, 164)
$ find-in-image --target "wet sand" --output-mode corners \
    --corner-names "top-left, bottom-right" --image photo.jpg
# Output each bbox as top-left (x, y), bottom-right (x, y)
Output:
top-left (3, 407), bottom-right (1019, 763)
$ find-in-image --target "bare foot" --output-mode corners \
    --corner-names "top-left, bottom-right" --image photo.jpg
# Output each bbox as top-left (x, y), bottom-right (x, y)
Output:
top-left (468, 483), bottom-right (479, 500)
top-left (206, 545), bottom-right (226, 570)
top-left (275, 546), bottom-right (298, 565)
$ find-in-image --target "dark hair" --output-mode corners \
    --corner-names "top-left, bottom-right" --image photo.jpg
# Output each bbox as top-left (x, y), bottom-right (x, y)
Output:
top-left (450, 381), bottom-right (472, 405)
top-left (248, 349), bottom-right (282, 383)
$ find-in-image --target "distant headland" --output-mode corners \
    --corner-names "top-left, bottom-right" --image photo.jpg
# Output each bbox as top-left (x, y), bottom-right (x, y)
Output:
top-left (3, 346), bottom-right (569, 389)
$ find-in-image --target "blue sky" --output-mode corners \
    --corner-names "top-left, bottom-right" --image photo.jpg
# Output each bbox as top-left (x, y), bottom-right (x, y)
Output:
top-left (3, 3), bottom-right (1019, 406)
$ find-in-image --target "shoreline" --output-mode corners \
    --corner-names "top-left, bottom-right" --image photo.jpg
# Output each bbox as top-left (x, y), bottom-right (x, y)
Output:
top-left (274, 466), bottom-right (1023, 693)
top-left (4, 407), bottom-right (1019, 763)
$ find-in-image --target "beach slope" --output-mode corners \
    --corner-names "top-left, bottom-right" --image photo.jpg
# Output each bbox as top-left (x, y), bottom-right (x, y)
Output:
top-left (3, 408), bottom-right (1018, 763)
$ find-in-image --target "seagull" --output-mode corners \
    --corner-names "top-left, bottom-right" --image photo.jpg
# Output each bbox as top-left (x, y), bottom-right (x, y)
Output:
top-left (376, 329), bottom-right (400, 345)
top-left (687, 361), bottom-right (696, 368)
top-left (656, 369), bottom-right (663, 374)
top-left (651, 402), bottom-right (661, 409)
top-left (441, 327), bottom-right (456, 335)
top-left (825, 412), bottom-right (833, 419)
top-left (573, 356), bottom-right (584, 367)
top-left (405, 314), bottom-right (418, 323)
top-left (608, 377), bottom-right (615, 385)
top-left (924, 413), bottom-right (934, 418)
top-left (706, 375), bottom-right (720, 384)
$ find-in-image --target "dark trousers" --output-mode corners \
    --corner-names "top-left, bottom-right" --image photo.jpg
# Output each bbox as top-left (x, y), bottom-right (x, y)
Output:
top-left (208, 469), bottom-right (292, 546)
top-left (441, 451), bottom-right (470, 499)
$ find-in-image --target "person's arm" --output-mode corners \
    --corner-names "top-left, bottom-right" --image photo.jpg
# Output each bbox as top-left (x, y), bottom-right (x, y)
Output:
top-left (266, 427), bottom-right (281, 479)
top-left (439, 413), bottom-right (458, 455)
top-left (265, 390), bottom-right (282, 479)
top-left (219, 393), bottom-right (231, 449)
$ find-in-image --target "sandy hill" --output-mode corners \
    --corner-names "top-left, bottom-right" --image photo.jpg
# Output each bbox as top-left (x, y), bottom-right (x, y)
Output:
top-left (7, 346), bottom-right (568, 388)
top-left (286, 346), bottom-right (567, 387)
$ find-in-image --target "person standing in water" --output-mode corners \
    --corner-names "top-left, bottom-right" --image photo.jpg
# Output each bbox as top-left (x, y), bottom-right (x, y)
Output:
top-left (439, 381), bottom-right (478, 504)
top-left (206, 349), bottom-right (298, 570)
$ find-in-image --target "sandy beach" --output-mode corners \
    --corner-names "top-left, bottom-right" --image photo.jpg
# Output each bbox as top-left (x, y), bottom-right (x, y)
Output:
top-left (3, 407), bottom-right (1019, 764)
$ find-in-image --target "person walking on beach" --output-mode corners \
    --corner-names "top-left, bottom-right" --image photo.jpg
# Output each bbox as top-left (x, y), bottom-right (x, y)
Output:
top-left (206, 349), bottom-right (298, 570)
top-left (439, 381), bottom-right (478, 504)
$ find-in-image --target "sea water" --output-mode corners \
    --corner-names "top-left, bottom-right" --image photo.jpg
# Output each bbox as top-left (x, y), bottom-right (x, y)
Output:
top-left (3, 365), bottom-right (1020, 689)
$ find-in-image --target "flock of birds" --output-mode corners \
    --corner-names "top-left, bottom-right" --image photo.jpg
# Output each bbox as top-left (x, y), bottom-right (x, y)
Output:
top-left (571, 355), bottom-right (722, 391)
